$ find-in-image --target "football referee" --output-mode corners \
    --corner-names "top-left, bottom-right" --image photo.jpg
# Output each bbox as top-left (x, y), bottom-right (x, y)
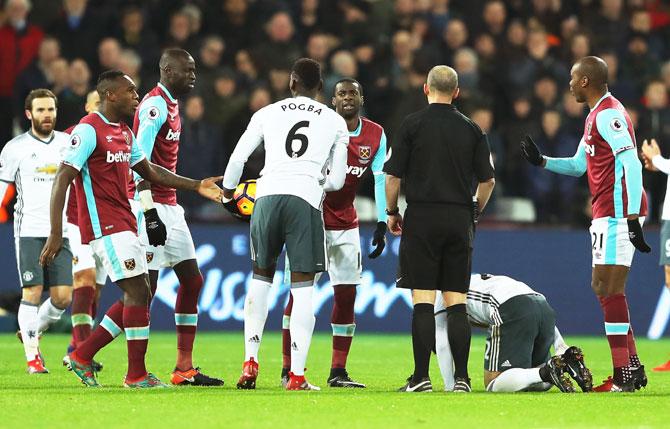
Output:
top-left (384, 65), bottom-right (495, 393)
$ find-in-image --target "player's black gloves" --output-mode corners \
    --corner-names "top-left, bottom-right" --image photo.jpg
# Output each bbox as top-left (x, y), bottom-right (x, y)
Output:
top-left (222, 197), bottom-right (250, 222)
top-left (627, 218), bottom-right (651, 253)
top-left (368, 221), bottom-right (387, 259)
top-left (520, 135), bottom-right (544, 166)
top-left (144, 208), bottom-right (167, 246)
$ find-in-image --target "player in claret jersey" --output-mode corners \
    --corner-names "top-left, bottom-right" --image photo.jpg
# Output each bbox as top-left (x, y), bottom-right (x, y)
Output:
top-left (281, 79), bottom-right (388, 388)
top-left (40, 70), bottom-right (223, 388)
top-left (521, 56), bottom-right (649, 392)
top-left (127, 49), bottom-right (223, 386)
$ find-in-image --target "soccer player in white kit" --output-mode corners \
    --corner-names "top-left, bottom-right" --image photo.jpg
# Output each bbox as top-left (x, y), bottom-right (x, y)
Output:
top-left (221, 58), bottom-right (349, 391)
top-left (0, 89), bottom-right (72, 373)
top-left (435, 274), bottom-right (593, 393)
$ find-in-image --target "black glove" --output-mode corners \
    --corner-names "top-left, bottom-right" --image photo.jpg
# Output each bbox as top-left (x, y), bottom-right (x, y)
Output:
top-left (627, 218), bottom-right (651, 253)
top-left (520, 135), bottom-right (544, 166)
top-left (222, 198), bottom-right (250, 222)
top-left (144, 208), bottom-right (167, 246)
top-left (368, 221), bottom-right (387, 259)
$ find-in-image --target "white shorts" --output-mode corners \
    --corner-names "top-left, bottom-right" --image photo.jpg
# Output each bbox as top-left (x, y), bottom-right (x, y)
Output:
top-left (89, 231), bottom-right (147, 282)
top-left (66, 222), bottom-right (107, 285)
top-left (324, 228), bottom-right (362, 286)
top-left (590, 216), bottom-right (645, 267)
top-left (131, 200), bottom-right (197, 270)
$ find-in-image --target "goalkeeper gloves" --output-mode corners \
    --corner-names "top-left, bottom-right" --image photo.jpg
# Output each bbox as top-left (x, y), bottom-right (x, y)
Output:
top-left (144, 208), bottom-right (167, 246)
top-left (368, 221), bottom-right (387, 259)
top-left (520, 135), bottom-right (544, 166)
top-left (627, 218), bottom-right (651, 253)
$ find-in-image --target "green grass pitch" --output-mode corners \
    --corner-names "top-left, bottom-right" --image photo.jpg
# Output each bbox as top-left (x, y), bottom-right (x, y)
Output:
top-left (1, 332), bottom-right (669, 428)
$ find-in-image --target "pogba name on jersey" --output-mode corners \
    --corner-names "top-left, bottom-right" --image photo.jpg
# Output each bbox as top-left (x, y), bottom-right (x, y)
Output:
top-left (280, 101), bottom-right (323, 115)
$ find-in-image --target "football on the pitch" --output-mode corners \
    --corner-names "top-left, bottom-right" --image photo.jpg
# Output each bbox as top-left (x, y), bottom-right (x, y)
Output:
top-left (233, 179), bottom-right (256, 217)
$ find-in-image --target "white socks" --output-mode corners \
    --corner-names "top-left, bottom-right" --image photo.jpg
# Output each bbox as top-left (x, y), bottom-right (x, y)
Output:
top-left (36, 298), bottom-right (66, 333)
top-left (289, 284), bottom-right (315, 376)
top-left (554, 327), bottom-right (569, 355)
top-left (435, 309), bottom-right (455, 390)
top-left (243, 276), bottom-right (271, 362)
top-left (18, 301), bottom-right (39, 361)
top-left (487, 368), bottom-right (543, 392)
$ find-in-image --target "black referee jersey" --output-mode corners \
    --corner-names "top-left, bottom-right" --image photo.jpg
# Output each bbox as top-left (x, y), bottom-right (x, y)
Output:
top-left (383, 103), bottom-right (494, 205)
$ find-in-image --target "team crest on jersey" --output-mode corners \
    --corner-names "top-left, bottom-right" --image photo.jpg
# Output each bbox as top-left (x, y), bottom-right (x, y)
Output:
top-left (586, 121), bottom-right (592, 136)
top-left (22, 271), bottom-right (34, 282)
top-left (148, 107), bottom-right (160, 120)
top-left (146, 252), bottom-right (154, 263)
top-left (122, 131), bottom-right (131, 146)
top-left (124, 258), bottom-right (136, 271)
top-left (359, 146), bottom-right (371, 160)
top-left (610, 118), bottom-right (624, 132)
top-left (70, 134), bottom-right (81, 148)
top-left (72, 256), bottom-right (79, 265)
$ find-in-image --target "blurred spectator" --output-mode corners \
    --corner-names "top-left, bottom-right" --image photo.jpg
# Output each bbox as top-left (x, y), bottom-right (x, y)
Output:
top-left (117, 6), bottom-right (160, 75)
top-left (14, 36), bottom-right (60, 120)
top-left (0, 0), bottom-right (44, 147)
top-left (567, 32), bottom-right (591, 65)
top-left (481, 0), bottom-right (507, 39)
top-left (253, 11), bottom-right (302, 75)
top-left (629, 8), bottom-right (665, 59)
top-left (391, 0), bottom-right (415, 33)
top-left (203, 69), bottom-right (247, 133)
top-left (197, 36), bottom-right (226, 94)
top-left (661, 61), bottom-right (670, 92)
top-left (96, 37), bottom-right (122, 76)
top-left (439, 18), bottom-right (468, 65)
top-left (48, 58), bottom-right (70, 96)
top-left (165, 9), bottom-right (199, 53)
top-left (560, 90), bottom-right (586, 138)
top-left (118, 49), bottom-right (150, 95)
top-left (599, 51), bottom-right (637, 103)
top-left (305, 32), bottom-right (333, 70)
top-left (587, 0), bottom-right (627, 52)
top-left (452, 48), bottom-right (481, 110)
top-left (325, 50), bottom-right (359, 98)
top-left (205, 0), bottom-right (256, 53)
top-left (49, 0), bottom-right (106, 61)
top-left (57, 58), bottom-right (90, 129)
top-left (177, 95), bottom-right (224, 217)
top-left (268, 65), bottom-right (292, 101)
top-left (471, 107), bottom-right (503, 170)
top-left (533, 75), bottom-right (560, 110)
top-left (502, 95), bottom-right (540, 196)
top-left (235, 49), bottom-right (260, 91)
top-left (620, 33), bottom-right (661, 96)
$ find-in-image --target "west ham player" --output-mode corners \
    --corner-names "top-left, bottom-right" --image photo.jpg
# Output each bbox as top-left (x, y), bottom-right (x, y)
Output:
top-left (127, 49), bottom-right (223, 386)
top-left (63, 90), bottom-right (106, 370)
top-left (0, 89), bottom-right (72, 374)
top-left (281, 78), bottom-right (387, 388)
top-left (640, 138), bottom-right (670, 372)
top-left (40, 70), bottom-right (223, 388)
top-left (521, 56), bottom-right (649, 392)
top-left (221, 58), bottom-right (349, 391)
top-left (435, 274), bottom-right (592, 393)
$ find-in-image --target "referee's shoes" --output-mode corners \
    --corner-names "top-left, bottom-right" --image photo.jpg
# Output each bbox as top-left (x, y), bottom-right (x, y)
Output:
top-left (398, 375), bottom-right (432, 392)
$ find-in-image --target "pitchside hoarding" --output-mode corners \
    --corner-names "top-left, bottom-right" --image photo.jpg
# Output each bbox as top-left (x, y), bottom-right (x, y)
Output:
top-left (0, 224), bottom-right (668, 337)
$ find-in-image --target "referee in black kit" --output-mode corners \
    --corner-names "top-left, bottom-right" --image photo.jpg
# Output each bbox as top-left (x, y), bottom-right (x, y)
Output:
top-left (384, 65), bottom-right (496, 393)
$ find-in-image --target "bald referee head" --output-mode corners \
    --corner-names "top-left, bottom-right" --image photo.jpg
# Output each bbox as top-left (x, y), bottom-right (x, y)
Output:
top-left (569, 56), bottom-right (608, 106)
top-left (423, 65), bottom-right (460, 103)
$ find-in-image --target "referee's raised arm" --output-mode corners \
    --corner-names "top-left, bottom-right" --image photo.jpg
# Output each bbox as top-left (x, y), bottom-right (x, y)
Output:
top-left (384, 65), bottom-right (495, 393)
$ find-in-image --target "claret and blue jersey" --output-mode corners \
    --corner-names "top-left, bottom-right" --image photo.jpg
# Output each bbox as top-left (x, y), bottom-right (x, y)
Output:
top-left (544, 92), bottom-right (647, 220)
top-left (63, 111), bottom-right (145, 244)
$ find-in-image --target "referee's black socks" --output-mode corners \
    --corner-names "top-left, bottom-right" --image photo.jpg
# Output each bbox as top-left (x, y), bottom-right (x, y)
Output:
top-left (411, 303), bottom-right (435, 382)
top-left (447, 303), bottom-right (471, 380)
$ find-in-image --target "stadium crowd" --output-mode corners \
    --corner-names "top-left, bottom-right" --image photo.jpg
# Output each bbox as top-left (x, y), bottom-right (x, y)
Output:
top-left (1, 0), bottom-right (669, 224)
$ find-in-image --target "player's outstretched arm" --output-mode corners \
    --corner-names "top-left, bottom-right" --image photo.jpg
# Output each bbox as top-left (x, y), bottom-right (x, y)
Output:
top-left (368, 132), bottom-right (388, 259)
top-left (642, 139), bottom-right (670, 174)
top-left (133, 159), bottom-right (223, 202)
top-left (323, 141), bottom-right (348, 192)
top-left (40, 164), bottom-right (78, 266)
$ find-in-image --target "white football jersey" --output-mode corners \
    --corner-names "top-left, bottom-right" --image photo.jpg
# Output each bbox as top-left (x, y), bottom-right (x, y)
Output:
top-left (0, 131), bottom-right (70, 237)
top-left (223, 96), bottom-right (349, 209)
top-left (435, 274), bottom-right (543, 327)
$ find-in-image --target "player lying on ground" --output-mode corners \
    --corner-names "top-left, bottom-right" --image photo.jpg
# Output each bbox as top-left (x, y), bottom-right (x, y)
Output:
top-left (435, 274), bottom-right (592, 393)
top-left (521, 56), bottom-right (649, 392)
top-left (281, 78), bottom-right (388, 388)
top-left (640, 138), bottom-right (670, 372)
top-left (221, 58), bottom-right (349, 391)
top-left (0, 89), bottom-right (72, 374)
top-left (40, 70), bottom-right (223, 388)
top-left (127, 48), bottom-right (223, 386)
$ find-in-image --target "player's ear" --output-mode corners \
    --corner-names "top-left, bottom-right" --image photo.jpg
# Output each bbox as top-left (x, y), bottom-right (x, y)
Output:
top-left (453, 87), bottom-right (460, 100)
top-left (423, 83), bottom-right (429, 96)
top-left (25, 109), bottom-right (32, 121)
top-left (331, 96), bottom-right (336, 107)
top-left (360, 95), bottom-right (364, 107)
top-left (582, 76), bottom-right (589, 88)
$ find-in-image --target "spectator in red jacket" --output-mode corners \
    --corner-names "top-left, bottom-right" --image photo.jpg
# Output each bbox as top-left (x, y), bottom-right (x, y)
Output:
top-left (0, 0), bottom-right (44, 148)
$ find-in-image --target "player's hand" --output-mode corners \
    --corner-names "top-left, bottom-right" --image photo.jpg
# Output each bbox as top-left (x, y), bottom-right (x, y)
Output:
top-left (144, 208), bottom-right (167, 246)
top-left (368, 221), bottom-right (387, 259)
top-left (221, 195), bottom-right (250, 222)
top-left (520, 135), bottom-right (544, 167)
top-left (641, 139), bottom-right (661, 161)
top-left (198, 176), bottom-right (224, 203)
top-left (39, 233), bottom-right (63, 267)
top-left (627, 218), bottom-right (651, 253)
top-left (388, 214), bottom-right (403, 236)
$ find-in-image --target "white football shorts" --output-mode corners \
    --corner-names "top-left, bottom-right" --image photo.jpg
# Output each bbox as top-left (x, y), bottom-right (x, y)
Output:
top-left (590, 216), bottom-right (645, 267)
top-left (89, 231), bottom-right (147, 282)
top-left (66, 222), bottom-right (107, 285)
top-left (324, 227), bottom-right (362, 286)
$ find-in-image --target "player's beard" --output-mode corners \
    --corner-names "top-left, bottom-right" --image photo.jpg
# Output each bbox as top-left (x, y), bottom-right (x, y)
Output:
top-left (32, 118), bottom-right (54, 138)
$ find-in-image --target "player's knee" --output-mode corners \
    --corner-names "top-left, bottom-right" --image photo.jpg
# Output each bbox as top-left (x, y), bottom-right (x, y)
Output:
top-left (590, 278), bottom-right (604, 296)
top-left (484, 371), bottom-right (500, 389)
top-left (21, 286), bottom-right (43, 304)
top-left (73, 269), bottom-right (96, 288)
top-left (51, 293), bottom-right (72, 309)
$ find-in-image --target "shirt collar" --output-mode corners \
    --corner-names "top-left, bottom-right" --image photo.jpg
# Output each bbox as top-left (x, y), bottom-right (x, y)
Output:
top-left (94, 111), bottom-right (119, 126)
top-left (590, 92), bottom-right (611, 112)
top-left (158, 82), bottom-right (177, 103)
top-left (28, 130), bottom-right (54, 144)
top-left (349, 118), bottom-right (362, 137)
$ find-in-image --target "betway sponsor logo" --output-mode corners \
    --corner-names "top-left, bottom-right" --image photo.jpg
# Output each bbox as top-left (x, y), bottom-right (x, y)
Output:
top-left (106, 150), bottom-right (131, 163)
top-left (154, 244), bottom-right (410, 323)
top-left (166, 129), bottom-right (180, 141)
top-left (347, 165), bottom-right (367, 178)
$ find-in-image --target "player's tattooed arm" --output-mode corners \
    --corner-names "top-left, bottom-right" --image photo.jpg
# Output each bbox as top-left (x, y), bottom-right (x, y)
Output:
top-left (40, 164), bottom-right (79, 266)
top-left (132, 158), bottom-right (223, 203)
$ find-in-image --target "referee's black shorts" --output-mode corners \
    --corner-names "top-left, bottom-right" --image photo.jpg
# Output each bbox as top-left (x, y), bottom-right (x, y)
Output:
top-left (396, 203), bottom-right (473, 293)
